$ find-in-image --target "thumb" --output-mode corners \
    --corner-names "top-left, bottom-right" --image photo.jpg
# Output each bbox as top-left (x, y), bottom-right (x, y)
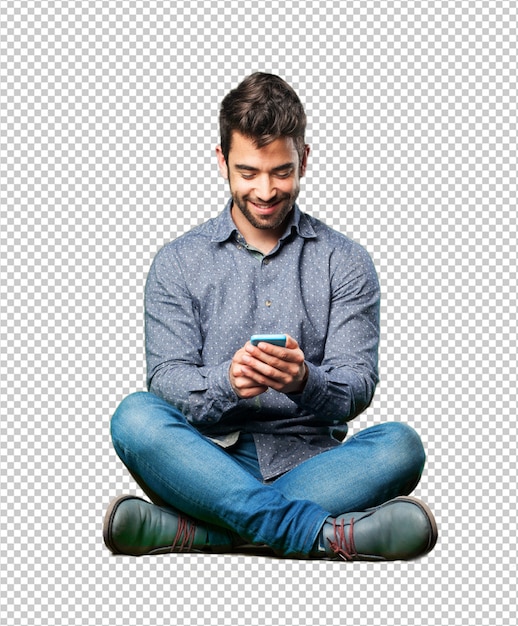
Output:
top-left (284, 334), bottom-right (299, 349)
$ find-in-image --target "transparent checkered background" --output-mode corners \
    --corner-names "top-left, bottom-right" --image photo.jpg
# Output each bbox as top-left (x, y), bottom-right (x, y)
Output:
top-left (1, 0), bottom-right (516, 624)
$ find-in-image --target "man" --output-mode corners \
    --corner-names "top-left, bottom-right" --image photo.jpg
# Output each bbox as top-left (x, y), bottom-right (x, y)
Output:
top-left (103, 72), bottom-right (437, 561)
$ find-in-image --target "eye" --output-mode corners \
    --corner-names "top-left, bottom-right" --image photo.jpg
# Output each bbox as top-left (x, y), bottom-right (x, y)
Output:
top-left (275, 170), bottom-right (292, 179)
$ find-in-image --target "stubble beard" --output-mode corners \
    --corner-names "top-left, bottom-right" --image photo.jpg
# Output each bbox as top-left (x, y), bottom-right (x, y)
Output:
top-left (231, 186), bottom-right (300, 231)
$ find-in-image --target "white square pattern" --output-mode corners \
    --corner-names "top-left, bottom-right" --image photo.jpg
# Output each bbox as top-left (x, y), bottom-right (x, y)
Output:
top-left (1, 1), bottom-right (516, 624)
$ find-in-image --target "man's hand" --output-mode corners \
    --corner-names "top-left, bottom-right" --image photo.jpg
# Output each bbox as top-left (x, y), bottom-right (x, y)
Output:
top-left (229, 334), bottom-right (308, 398)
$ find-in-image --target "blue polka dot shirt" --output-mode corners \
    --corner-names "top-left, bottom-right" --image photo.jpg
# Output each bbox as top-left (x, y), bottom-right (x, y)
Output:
top-left (145, 201), bottom-right (380, 480)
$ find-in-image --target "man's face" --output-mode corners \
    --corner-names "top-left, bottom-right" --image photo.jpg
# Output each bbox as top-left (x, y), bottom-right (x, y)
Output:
top-left (216, 131), bottom-right (309, 235)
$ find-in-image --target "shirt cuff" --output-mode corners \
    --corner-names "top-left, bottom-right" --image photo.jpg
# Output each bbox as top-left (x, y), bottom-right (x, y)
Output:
top-left (189, 359), bottom-right (240, 423)
top-left (286, 361), bottom-right (351, 426)
top-left (287, 361), bottom-right (326, 407)
top-left (209, 359), bottom-right (239, 402)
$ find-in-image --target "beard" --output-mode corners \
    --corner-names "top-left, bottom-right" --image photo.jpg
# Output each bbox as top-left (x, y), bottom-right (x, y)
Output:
top-left (230, 185), bottom-right (300, 231)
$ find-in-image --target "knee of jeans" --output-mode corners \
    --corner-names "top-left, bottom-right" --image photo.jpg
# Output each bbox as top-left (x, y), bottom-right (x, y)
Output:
top-left (376, 421), bottom-right (426, 476)
top-left (110, 392), bottom-right (166, 454)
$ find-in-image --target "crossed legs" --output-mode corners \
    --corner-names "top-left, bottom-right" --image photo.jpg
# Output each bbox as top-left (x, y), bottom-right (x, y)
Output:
top-left (108, 392), bottom-right (426, 557)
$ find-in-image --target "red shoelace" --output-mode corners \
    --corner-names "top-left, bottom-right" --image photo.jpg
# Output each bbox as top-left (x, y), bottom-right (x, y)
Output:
top-left (328, 518), bottom-right (358, 561)
top-left (170, 515), bottom-right (197, 552)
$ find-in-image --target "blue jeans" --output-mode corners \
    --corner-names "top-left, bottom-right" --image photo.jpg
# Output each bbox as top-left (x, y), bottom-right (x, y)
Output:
top-left (110, 392), bottom-right (425, 556)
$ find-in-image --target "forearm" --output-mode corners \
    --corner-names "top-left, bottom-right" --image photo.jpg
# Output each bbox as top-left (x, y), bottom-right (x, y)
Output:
top-left (148, 359), bottom-right (240, 424)
top-left (145, 250), bottom-right (244, 424)
top-left (288, 360), bottom-right (378, 425)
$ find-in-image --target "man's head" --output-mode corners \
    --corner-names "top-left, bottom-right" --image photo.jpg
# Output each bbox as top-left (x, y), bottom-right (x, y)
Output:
top-left (218, 72), bottom-right (307, 168)
top-left (216, 73), bottom-right (310, 240)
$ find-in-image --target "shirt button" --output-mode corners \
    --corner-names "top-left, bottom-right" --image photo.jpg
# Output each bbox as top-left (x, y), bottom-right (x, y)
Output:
top-left (263, 258), bottom-right (270, 265)
top-left (265, 300), bottom-right (272, 307)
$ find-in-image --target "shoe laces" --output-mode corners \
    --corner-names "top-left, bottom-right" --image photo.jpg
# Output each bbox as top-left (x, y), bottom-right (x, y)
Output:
top-left (328, 518), bottom-right (358, 561)
top-left (170, 515), bottom-right (197, 552)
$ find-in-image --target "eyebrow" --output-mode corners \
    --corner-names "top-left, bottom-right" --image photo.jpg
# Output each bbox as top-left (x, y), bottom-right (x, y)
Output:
top-left (234, 162), bottom-right (295, 173)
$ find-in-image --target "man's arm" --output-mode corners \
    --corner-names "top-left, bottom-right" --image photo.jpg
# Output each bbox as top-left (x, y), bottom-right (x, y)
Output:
top-left (146, 236), bottom-right (379, 427)
top-left (297, 242), bottom-right (380, 424)
top-left (228, 242), bottom-right (380, 426)
top-left (145, 249), bottom-right (241, 425)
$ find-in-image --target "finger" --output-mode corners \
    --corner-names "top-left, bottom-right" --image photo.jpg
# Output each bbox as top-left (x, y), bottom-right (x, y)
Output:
top-left (232, 374), bottom-right (268, 397)
top-left (244, 348), bottom-right (305, 378)
top-left (240, 363), bottom-right (293, 389)
top-left (284, 334), bottom-right (299, 349)
top-left (236, 378), bottom-right (268, 392)
top-left (246, 342), bottom-right (302, 365)
top-left (241, 355), bottom-right (283, 379)
top-left (235, 385), bottom-right (268, 399)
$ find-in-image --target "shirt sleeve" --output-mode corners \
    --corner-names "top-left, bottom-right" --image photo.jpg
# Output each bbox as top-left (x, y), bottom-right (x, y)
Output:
top-left (289, 241), bottom-right (380, 426)
top-left (144, 247), bottom-right (240, 424)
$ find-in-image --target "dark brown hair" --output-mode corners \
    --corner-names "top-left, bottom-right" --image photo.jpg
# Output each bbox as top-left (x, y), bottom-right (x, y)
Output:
top-left (219, 72), bottom-right (307, 164)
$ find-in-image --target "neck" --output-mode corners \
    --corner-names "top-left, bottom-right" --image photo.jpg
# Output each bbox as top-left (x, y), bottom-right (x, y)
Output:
top-left (231, 204), bottom-right (288, 255)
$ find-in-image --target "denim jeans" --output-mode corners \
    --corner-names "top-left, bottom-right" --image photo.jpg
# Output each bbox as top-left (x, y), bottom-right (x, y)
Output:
top-left (110, 391), bottom-right (425, 556)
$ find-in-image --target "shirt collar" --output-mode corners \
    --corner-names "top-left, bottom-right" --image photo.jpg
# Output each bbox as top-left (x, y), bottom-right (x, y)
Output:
top-left (211, 199), bottom-right (317, 243)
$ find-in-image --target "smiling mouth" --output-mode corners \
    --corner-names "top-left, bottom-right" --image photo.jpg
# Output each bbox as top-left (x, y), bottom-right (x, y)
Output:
top-left (249, 200), bottom-right (281, 211)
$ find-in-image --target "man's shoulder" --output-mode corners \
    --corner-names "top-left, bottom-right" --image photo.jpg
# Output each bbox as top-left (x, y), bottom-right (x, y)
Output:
top-left (302, 211), bottom-right (368, 257)
top-left (153, 214), bottom-right (221, 261)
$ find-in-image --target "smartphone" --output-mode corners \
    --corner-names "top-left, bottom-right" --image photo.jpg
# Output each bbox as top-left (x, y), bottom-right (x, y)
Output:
top-left (250, 334), bottom-right (287, 347)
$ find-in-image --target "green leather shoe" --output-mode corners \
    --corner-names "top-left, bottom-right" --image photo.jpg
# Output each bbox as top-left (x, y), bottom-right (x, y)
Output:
top-left (103, 495), bottom-right (235, 556)
top-left (313, 497), bottom-right (438, 561)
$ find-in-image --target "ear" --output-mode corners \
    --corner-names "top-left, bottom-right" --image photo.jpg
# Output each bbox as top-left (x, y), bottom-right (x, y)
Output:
top-left (300, 144), bottom-right (310, 177)
top-left (215, 145), bottom-right (229, 180)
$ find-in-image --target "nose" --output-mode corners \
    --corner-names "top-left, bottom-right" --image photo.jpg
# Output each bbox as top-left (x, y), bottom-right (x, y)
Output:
top-left (255, 175), bottom-right (276, 202)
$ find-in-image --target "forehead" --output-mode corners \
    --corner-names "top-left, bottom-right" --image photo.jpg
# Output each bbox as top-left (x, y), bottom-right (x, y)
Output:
top-left (228, 131), bottom-right (298, 168)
